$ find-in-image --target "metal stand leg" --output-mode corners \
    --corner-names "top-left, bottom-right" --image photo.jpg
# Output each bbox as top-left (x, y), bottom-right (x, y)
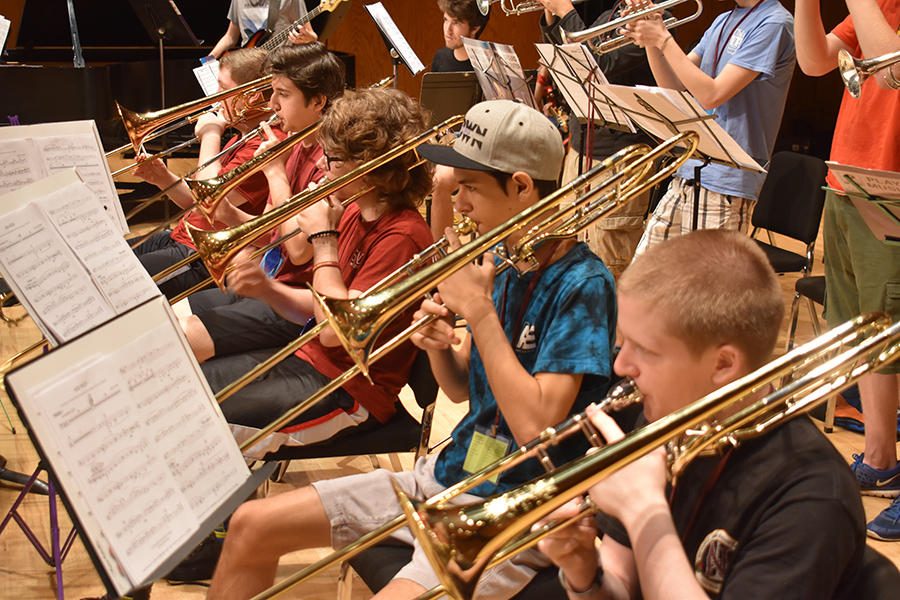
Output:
top-left (0, 463), bottom-right (76, 600)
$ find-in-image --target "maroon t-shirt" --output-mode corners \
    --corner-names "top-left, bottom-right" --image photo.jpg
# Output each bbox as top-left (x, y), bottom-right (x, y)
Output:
top-left (296, 203), bottom-right (433, 423)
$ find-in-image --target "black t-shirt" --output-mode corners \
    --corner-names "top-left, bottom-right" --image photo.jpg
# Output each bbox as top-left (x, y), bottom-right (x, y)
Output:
top-left (596, 416), bottom-right (865, 599)
top-left (431, 47), bottom-right (473, 73)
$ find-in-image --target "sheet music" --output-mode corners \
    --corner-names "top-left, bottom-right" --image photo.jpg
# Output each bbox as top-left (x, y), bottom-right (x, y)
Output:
top-left (0, 138), bottom-right (47, 193)
top-left (464, 39), bottom-right (537, 108)
top-left (364, 2), bottom-right (425, 75)
top-left (535, 43), bottom-right (635, 132)
top-left (0, 202), bottom-right (115, 343)
top-left (193, 60), bottom-right (220, 96)
top-left (39, 181), bottom-right (159, 313)
top-left (29, 321), bottom-right (249, 585)
top-left (827, 161), bottom-right (900, 201)
top-left (34, 134), bottom-right (122, 229)
top-left (0, 15), bottom-right (10, 55)
top-left (601, 84), bottom-right (763, 172)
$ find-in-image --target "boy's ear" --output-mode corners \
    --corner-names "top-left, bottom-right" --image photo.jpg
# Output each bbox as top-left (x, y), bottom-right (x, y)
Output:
top-left (510, 171), bottom-right (535, 202)
top-left (710, 343), bottom-right (745, 387)
top-left (310, 93), bottom-right (328, 113)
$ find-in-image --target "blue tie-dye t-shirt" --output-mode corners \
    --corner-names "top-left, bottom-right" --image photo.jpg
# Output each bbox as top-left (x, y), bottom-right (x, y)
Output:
top-left (433, 242), bottom-right (616, 498)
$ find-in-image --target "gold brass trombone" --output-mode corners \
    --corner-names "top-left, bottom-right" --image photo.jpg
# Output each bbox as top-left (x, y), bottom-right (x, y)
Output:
top-left (559, 0), bottom-right (703, 54)
top-left (839, 48), bottom-right (900, 99)
top-left (398, 311), bottom-right (900, 600)
top-left (477, 0), bottom-right (586, 16)
top-left (187, 115), bottom-right (466, 289)
top-left (230, 130), bottom-right (697, 455)
top-left (111, 74), bottom-right (272, 159)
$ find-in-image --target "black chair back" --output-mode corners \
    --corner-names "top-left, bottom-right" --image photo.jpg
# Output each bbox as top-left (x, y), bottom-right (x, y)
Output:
top-left (752, 151), bottom-right (828, 245)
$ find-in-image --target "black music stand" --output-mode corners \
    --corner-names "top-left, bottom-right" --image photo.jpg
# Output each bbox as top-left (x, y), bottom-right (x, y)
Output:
top-left (365, 2), bottom-right (425, 86)
top-left (463, 38), bottom-right (537, 108)
top-left (127, 0), bottom-right (202, 108)
top-left (419, 71), bottom-right (483, 125)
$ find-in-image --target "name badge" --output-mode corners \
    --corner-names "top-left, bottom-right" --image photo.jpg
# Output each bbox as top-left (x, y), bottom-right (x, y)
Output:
top-left (462, 425), bottom-right (513, 484)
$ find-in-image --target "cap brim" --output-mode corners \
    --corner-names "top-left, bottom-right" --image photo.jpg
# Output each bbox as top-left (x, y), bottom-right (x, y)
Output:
top-left (417, 143), bottom-right (494, 172)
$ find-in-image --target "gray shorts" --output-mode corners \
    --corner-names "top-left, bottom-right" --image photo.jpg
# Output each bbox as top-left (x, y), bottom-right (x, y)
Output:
top-left (312, 454), bottom-right (551, 598)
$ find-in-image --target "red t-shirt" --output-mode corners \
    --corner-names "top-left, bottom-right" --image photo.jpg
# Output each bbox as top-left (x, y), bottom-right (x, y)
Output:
top-left (826, 0), bottom-right (900, 190)
top-left (170, 127), bottom-right (286, 248)
top-left (295, 203), bottom-right (434, 423)
top-left (272, 142), bottom-right (325, 286)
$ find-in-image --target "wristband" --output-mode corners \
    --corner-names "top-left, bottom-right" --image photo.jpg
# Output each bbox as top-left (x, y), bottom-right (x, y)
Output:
top-left (558, 563), bottom-right (604, 597)
top-left (312, 261), bottom-right (340, 273)
top-left (659, 34), bottom-right (673, 54)
top-left (537, 73), bottom-right (550, 87)
top-left (307, 229), bottom-right (340, 242)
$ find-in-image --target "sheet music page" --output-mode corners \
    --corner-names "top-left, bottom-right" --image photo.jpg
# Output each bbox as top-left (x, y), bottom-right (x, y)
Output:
top-left (38, 181), bottom-right (160, 313)
top-left (364, 2), bottom-right (425, 75)
top-left (28, 322), bottom-right (249, 585)
top-left (601, 84), bottom-right (762, 172)
top-left (193, 60), bottom-right (220, 96)
top-left (535, 43), bottom-right (635, 132)
top-left (0, 15), bottom-right (10, 54)
top-left (0, 138), bottom-right (48, 194)
top-left (33, 133), bottom-right (122, 229)
top-left (492, 42), bottom-right (538, 109)
top-left (464, 40), bottom-right (509, 102)
top-left (0, 203), bottom-right (115, 343)
top-left (827, 162), bottom-right (900, 201)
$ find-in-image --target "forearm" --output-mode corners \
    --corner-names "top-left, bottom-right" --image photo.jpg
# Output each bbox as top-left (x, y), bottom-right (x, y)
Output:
top-left (263, 166), bottom-right (294, 210)
top-left (846, 0), bottom-right (900, 91)
top-left (425, 343), bottom-right (472, 404)
top-left (196, 134), bottom-right (224, 179)
top-left (307, 236), bottom-right (349, 347)
top-left (464, 299), bottom-right (573, 443)
top-left (647, 43), bottom-right (687, 91)
top-left (211, 24), bottom-right (240, 59)
top-left (280, 216), bottom-right (314, 265)
top-left (794, 0), bottom-right (838, 75)
top-left (255, 279), bottom-right (316, 325)
top-left (623, 502), bottom-right (707, 600)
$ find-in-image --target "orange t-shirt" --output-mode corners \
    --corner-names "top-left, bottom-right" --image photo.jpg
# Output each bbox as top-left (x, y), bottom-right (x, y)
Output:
top-left (826, 0), bottom-right (900, 190)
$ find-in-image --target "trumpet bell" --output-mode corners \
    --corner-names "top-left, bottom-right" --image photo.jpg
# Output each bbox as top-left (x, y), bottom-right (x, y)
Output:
top-left (838, 49), bottom-right (862, 99)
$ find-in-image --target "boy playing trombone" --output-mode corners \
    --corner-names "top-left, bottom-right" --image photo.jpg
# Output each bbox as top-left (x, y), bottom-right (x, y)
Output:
top-left (206, 100), bottom-right (617, 600)
top-left (538, 230), bottom-right (867, 599)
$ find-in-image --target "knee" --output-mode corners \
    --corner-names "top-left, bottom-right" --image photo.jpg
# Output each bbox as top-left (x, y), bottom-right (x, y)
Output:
top-left (224, 500), bottom-right (275, 562)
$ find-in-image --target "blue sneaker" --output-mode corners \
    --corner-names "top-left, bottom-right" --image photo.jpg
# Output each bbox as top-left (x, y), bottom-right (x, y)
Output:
top-left (867, 496), bottom-right (900, 541)
top-left (850, 453), bottom-right (900, 497)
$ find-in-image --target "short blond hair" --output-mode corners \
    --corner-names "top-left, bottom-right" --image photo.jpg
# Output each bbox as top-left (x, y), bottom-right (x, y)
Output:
top-left (618, 230), bottom-right (784, 368)
top-left (219, 48), bottom-right (266, 85)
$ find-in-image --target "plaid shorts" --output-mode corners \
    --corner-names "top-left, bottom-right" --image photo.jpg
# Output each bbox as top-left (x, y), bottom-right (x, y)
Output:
top-left (634, 176), bottom-right (755, 258)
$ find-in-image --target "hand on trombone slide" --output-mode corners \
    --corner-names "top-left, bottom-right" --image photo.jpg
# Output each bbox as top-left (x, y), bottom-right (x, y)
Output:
top-left (131, 152), bottom-right (179, 190)
top-left (193, 107), bottom-right (228, 140)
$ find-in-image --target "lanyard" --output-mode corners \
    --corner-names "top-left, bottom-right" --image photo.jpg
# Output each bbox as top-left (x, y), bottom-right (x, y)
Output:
top-left (712, 0), bottom-right (766, 74)
top-left (670, 446), bottom-right (735, 544)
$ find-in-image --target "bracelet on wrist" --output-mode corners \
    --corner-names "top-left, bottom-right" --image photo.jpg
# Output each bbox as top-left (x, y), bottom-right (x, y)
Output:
top-left (537, 73), bottom-right (550, 87)
top-left (659, 34), bottom-right (673, 55)
top-left (307, 229), bottom-right (340, 242)
top-left (558, 563), bottom-right (604, 597)
top-left (312, 260), bottom-right (340, 273)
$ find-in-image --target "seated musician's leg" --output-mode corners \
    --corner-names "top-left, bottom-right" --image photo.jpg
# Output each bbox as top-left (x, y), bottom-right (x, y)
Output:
top-left (180, 314), bottom-right (215, 362)
top-left (207, 486), bottom-right (332, 600)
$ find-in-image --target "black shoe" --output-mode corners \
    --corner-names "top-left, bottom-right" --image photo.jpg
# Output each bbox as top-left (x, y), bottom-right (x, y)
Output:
top-left (80, 584), bottom-right (150, 600)
top-left (166, 534), bottom-right (222, 582)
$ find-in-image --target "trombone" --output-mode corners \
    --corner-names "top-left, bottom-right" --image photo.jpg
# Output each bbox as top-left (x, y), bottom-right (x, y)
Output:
top-left (559, 0), bottom-right (703, 54)
top-left (396, 311), bottom-right (900, 600)
top-left (227, 130), bottom-right (697, 455)
top-left (477, 0), bottom-right (586, 16)
top-left (839, 48), bottom-right (900, 99)
top-left (187, 116), bottom-right (466, 289)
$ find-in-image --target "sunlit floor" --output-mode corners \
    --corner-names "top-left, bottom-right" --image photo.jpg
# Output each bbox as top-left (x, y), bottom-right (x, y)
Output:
top-left (1, 229), bottom-right (898, 600)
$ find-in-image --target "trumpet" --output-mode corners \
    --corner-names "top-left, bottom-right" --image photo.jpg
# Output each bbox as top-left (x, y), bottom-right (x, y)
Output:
top-left (477, 0), bottom-right (586, 16)
top-left (839, 48), bottom-right (900, 99)
top-left (559, 0), bottom-right (703, 54)
top-left (397, 312), bottom-right (900, 600)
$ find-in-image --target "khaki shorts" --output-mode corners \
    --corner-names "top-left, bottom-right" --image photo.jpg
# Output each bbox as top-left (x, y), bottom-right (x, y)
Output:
top-left (312, 454), bottom-right (551, 598)
top-left (823, 190), bottom-right (900, 374)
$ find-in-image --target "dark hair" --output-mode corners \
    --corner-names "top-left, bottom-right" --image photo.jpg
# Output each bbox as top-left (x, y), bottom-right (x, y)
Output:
top-left (487, 171), bottom-right (558, 199)
top-left (264, 42), bottom-right (345, 108)
top-left (219, 47), bottom-right (266, 84)
top-left (318, 88), bottom-right (434, 212)
top-left (438, 0), bottom-right (490, 38)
